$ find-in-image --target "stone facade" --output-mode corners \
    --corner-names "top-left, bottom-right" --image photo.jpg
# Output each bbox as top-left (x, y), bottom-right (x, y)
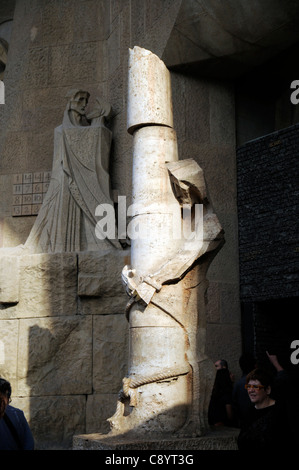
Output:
top-left (0, 0), bottom-right (267, 449)
top-left (0, 249), bottom-right (129, 448)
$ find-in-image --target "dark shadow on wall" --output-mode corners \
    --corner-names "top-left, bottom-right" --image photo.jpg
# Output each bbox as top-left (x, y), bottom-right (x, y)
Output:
top-left (22, 250), bottom-right (129, 450)
top-left (27, 323), bottom-right (89, 449)
top-left (22, 250), bottom-right (91, 449)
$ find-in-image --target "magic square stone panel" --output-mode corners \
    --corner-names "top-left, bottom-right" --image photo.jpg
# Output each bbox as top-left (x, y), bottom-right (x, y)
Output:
top-left (12, 171), bottom-right (51, 216)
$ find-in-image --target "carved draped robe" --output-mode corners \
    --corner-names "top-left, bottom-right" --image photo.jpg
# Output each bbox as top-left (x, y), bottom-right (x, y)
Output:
top-left (25, 111), bottom-right (120, 253)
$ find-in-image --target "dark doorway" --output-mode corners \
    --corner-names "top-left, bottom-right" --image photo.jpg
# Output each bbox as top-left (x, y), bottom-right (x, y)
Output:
top-left (241, 297), bottom-right (299, 379)
top-left (254, 297), bottom-right (298, 371)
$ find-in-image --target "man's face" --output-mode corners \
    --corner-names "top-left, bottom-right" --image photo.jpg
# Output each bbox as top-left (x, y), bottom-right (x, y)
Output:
top-left (214, 360), bottom-right (223, 370)
top-left (246, 380), bottom-right (269, 406)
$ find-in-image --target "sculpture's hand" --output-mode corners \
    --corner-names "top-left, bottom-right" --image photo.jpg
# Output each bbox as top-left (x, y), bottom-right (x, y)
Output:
top-left (121, 266), bottom-right (159, 305)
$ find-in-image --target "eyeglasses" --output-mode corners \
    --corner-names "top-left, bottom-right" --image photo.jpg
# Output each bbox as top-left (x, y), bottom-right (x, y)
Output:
top-left (245, 384), bottom-right (265, 391)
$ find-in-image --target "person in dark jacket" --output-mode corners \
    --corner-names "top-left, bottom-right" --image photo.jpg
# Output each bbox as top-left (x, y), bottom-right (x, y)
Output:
top-left (232, 353), bottom-right (256, 427)
top-left (0, 378), bottom-right (34, 450)
top-left (237, 368), bottom-right (292, 451)
top-left (208, 367), bottom-right (234, 427)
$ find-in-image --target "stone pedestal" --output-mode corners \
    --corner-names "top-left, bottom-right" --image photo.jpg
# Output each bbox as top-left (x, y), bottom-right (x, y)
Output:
top-left (73, 427), bottom-right (239, 450)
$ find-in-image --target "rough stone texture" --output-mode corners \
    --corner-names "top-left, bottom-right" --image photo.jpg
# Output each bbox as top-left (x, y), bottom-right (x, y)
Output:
top-left (86, 393), bottom-right (119, 435)
top-left (17, 315), bottom-right (92, 396)
top-left (24, 89), bottom-right (120, 253)
top-left (73, 427), bottom-right (239, 450)
top-left (0, 255), bottom-right (19, 302)
top-left (93, 314), bottom-right (129, 394)
top-left (77, 249), bottom-right (130, 315)
top-left (162, 0), bottom-right (299, 79)
top-left (206, 323), bottom-right (242, 375)
top-left (0, 250), bottom-right (128, 449)
top-left (14, 395), bottom-right (86, 450)
top-left (237, 124), bottom-right (299, 302)
top-left (0, 319), bottom-right (18, 392)
top-left (17, 253), bottom-right (78, 317)
top-left (127, 46), bottom-right (173, 133)
top-left (105, 47), bottom-right (224, 439)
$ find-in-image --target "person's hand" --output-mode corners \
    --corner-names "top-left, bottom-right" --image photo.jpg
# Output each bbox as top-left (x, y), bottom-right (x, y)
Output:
top-left (266, 351), bottom-right (284, 371)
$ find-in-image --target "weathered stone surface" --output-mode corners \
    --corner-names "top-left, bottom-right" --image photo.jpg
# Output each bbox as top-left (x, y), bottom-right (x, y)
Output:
top-left (78, 249), bottom-right (130, 314)
top-left (0, 249), bottom-right (129, 317)
top-left (162, 0), bottom-right (299, 79)
top-left (0, 255), bottom-right (19, 303)
top-left (17, 315), bottom-right (92, 396)
top-left (73, 427), bottom-right (239, 450)
top-left (93, 314), bottom-right (129, 393)
top-left (86, 393), bottom-right (119, 434)
top-left (14, 395), bottom-right (86, 450)
top-left (205, 281), bottom-right (221, 323)
top-left (127, 46), bottom-right (173, 134)
top-left (15, 253), bottom-right (77, 317)
top-left (108, 47), bottom-right (224, 439)
top-left (0, 214), bottom-right (32, 247)
top-left (78, 249), bottom-right (130, 296)
top-left (24, 89), bottom-right (121, 253)
top-left (78, 295), bottom-right (128, 317)
top-left (206, 323), bottom-right (242, 371)
top-left (0, 319), bottom-right (18, 391)
top-left (130, 125), bottom-right (181, 274)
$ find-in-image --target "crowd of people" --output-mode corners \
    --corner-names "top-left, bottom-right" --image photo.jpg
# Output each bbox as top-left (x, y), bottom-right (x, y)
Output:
top-left (208, 351), bottom-right (299, 450)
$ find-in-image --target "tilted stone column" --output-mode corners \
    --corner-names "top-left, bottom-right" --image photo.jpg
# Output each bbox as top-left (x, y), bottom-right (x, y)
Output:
top-left (108, 47), bottom-right (224, 438)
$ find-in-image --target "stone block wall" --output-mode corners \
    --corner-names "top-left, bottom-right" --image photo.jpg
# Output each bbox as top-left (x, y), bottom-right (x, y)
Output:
top-left (0, 249), bottom-right (129, 449)
top-left (237, 123), bottom-right (299, 302)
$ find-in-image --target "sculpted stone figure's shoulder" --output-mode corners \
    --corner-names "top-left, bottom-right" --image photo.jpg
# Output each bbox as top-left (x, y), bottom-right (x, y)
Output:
top-left (86, 98), bottom-right (112, 127)
top-left (62, 89), bottom-right (112, 129)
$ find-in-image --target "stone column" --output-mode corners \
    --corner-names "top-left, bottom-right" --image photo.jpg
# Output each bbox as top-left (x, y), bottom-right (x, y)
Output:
top-left (108, 47), bottom-right (224, 438)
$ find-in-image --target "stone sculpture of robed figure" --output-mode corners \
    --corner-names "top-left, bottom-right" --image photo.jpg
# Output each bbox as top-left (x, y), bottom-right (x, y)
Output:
top-left (25, 89), bottom-right (120, 253)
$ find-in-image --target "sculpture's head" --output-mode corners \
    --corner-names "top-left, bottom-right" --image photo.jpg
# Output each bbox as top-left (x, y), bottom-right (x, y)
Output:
top-left (67, 89), bottom-right (90, 116)
top-left (64, 89), bottom-right (90, 126)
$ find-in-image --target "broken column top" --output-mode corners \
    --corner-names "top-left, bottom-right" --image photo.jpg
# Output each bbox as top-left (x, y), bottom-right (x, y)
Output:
top-left (127, 46), bottom-right (174, 134)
